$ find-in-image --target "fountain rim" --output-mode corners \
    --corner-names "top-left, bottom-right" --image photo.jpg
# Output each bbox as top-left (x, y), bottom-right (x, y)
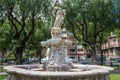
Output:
top-left (4, 64), bottom-right (113, 78)
top-left (41, 38), bottom-right (72, 47)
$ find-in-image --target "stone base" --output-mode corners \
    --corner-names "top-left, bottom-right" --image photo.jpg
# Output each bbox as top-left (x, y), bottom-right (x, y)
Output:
top-left (46, 64), bottom-right (71, 71)
top-left (7, 74), bottom-right (110, 80)
top-left (4, 64), bottom-right (113, 80)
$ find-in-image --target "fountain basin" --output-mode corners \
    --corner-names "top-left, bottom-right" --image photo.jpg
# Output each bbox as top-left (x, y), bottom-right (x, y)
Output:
top-left (41, 38), bottom-right (72, 47)
top-left (4, 64), bottom-right (113, 80)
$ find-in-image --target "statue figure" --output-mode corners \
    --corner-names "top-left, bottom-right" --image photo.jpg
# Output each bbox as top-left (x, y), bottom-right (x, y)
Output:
top-left (53, 0), bottom-right (66, 28)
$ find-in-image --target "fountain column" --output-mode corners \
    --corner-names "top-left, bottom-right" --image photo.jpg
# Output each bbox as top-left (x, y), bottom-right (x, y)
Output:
top-left (41, 0), bottom-right (72, 71)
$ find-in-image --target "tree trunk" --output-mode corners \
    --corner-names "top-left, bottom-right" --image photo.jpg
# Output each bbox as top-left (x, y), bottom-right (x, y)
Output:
top-left (100, 50), bottom-right (103, 65)
top-left (0, 52), bottom-right (4, 65)
top-left (15, 48), bottom-right (24, 64)
top-left (91, 46), bottom-right (97, 64)
top-left (100, 43), bottom-right (103, 65)
top-left (98, 32), bottom-right (104, 65)
top-left (38, 46), bottom-right (42, 64)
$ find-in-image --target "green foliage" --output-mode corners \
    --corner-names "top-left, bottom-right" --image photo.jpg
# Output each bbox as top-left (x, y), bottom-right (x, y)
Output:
top-left (0, 0), bottom-right (119, 64)
top-left (114, 64), bottom-right (120, 70)
top-left (0, 66), bottom-right (4, 72)
top-left (0, 19), bottom-right (13, 51)
top-left (3, 57), bottom-right (15, 63)
top-left (61, 0), bottom-right (119, 62)
top-left (63, 0), bottom-right (113, 42)
top-left (0, 0), bottom-right (52, 64)
top-left (114, 29), bottom-right (120, 39)
top-left (25, 20), bottom-right (51, 57)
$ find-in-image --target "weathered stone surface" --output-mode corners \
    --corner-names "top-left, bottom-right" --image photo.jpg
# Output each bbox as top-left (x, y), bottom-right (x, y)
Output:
top-left (4, 64), bottom-right (113, 80)
top-left (7, 74), bottom-right (110, 80)
top-left (40, 0), bottom-right (72, 71)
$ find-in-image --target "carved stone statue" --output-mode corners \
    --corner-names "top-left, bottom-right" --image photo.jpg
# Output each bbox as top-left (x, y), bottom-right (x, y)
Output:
top-left (53, 0), bottom-right (66, 28)
top-left (40, 0), bottom-right (73, 71)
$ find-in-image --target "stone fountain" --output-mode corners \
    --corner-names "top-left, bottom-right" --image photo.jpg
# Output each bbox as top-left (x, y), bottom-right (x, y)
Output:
top-left (4, 1), bottom-right (113, 80)
top-left (40, 0), bottom-right (72, 71)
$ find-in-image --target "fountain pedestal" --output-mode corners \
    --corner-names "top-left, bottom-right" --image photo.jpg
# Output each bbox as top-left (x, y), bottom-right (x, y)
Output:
top-left (46, 64), bottom-right (70, 71)
top-left (41, 37), bottom-right (72, 71)
top-left (40, 13), bottom-right (73, 71)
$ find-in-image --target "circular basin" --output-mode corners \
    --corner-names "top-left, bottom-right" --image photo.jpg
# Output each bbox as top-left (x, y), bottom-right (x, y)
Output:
top-left (4, 64), bottom-right (113, 80)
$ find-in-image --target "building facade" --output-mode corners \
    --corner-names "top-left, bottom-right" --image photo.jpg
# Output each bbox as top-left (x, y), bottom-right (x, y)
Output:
top-left (102, 33), bottom-right (120, 61)
top-left (62, 28), bottom-right (89, 62)
top-left (41, 28), bottom-right (89, 62)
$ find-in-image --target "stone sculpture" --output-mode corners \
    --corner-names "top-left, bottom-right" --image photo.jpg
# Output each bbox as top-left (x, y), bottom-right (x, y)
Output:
top-left (40, 0), bottom-right (72, 71)
top-left (53, 0), bottom-right (66, 28)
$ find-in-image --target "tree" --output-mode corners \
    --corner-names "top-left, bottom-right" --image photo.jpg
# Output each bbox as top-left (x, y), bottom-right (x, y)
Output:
top-left (26, 20), bottom-right (51, 63)
top-left (63, 0), bottom-right (115, 63)
top-left (0, 0), bottom-right (52, 64)
top-left (0, 19), bottom-right (13, 65)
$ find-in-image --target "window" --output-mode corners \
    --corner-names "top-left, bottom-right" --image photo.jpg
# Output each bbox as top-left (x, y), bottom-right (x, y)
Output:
top-left (70, 57), bottom-right (75, 59)
top-left (70, 49), bottom-right (75, 52)
top-left (62, 31), bottom-right (66, 34)
top-left (113, 39), bottom-right (116, 42)
top-left (78, 49), bottom-right (83, 52)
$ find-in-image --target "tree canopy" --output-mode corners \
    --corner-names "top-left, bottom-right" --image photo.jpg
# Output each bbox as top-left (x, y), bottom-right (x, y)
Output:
top-left (62, 0), bottom-right (119, 62)
top-left (0, 0), bottom-right (120, 64)
top-left (0, 0), bottom-right (52, 64)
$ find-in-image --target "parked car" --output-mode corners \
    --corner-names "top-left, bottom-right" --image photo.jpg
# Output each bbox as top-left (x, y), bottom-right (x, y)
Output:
top-left (80, 61), bottom-right (89, 64)
top-left (7, 61), bottom-right (15, 64)
top-left (117, 58), bottom-right (120, 62)
top-left (96, 56), bottom-right (106, 65)
top-left (69, 57), bottom-right (77, 63)
top-left (41, 58), bottom-right (49, 63)
top-left (71, 59), bottom-right (77, 63)
top-left (109, 58), bottom-right (120, 63)
top-left (108, 58), bottom-right (120, 67)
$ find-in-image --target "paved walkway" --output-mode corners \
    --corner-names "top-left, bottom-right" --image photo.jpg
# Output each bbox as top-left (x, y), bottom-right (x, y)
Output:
top-left (112, 70), bottom-right (120, 74)
top-left (0, 72), bottom-right (7, 75)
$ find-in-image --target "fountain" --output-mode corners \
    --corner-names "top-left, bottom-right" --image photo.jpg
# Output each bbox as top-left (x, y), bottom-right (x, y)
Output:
top-left (4, 1), bottom-right (113, 80)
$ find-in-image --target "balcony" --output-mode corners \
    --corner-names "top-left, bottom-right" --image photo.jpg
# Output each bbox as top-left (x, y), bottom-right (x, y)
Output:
top-left (68, 52), bottom-right (77, 55)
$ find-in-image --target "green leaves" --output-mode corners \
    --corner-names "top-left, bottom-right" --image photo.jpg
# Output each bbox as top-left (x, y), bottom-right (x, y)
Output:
top-left (0, 19), bottom-right (12, 51)
top-left (0, 0), bottom-right (52, 64)
top-left (62, 0), bottom-right (118, 61)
